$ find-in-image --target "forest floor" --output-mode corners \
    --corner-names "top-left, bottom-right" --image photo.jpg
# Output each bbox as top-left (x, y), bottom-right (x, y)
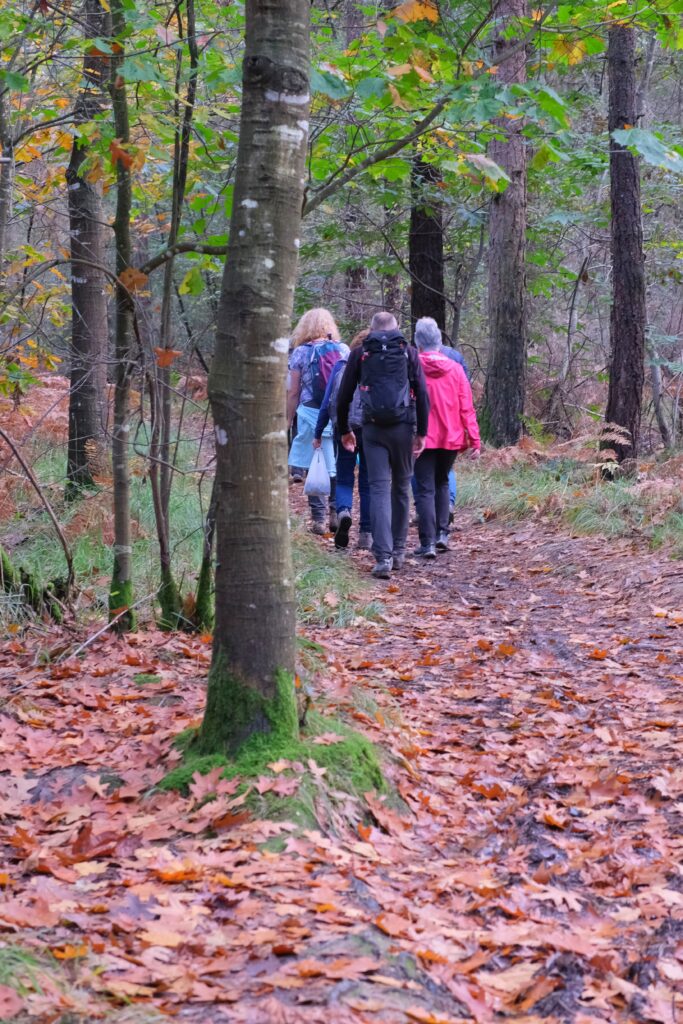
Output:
top-left (1, 480), bottom-right (683, 1024)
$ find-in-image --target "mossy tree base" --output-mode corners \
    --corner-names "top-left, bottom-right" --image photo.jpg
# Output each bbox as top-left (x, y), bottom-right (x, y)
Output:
top-left (193, 554), bottom-right (213, 632)
top-left (157, 567), bottom-right (183, 632)
top-left (162, 710), bottom-right (386, 833)
top-left (108, 575), bottom-right (136, 633)
top-left (1, 545), bottom-right (63, 621)
top-left (195, 653), bottom-right (298, 758)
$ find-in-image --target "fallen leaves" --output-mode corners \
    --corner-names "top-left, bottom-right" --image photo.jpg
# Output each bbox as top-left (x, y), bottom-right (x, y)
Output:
top-left (1, 505), bottom-right (683, 1021)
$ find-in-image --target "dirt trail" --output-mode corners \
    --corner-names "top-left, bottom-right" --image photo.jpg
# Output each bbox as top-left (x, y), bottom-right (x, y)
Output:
top-left (1, 507), bottom-right (682, 1024)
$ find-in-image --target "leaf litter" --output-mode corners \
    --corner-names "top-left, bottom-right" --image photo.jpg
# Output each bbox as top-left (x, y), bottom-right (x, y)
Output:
top-left (0, 499), bottom-right (682, 1022)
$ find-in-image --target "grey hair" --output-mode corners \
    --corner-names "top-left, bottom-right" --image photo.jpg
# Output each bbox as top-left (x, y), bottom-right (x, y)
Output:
top-left (415, 317), bottom-right (442, 351)
top-left (370, 311), bottom-right (398, 332)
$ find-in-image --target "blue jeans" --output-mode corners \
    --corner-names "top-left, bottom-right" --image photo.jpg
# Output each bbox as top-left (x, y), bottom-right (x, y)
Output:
top-left (335, 428), bottom-right (371, 533)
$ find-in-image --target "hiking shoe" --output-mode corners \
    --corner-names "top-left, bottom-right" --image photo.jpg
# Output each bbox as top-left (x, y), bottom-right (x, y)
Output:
top-left (329, 510), bottom-right (338, 532)
top-left (414, 544), bottom-right (436, 559)
top-left (448, 503), bottom-right (455, 525)
top-left (436, 531), bottom-right (449, 552)
top-left (371, 560), bottom-right (393, 580)
top-left (311, 521), bottom-right (326, 536)
top-left (334, 509), bottom-right (352, 549)
top-left (291, 470), bottom-right (304, 484)
top-left (392, 552), bottom-right (405, 571)
top-left (356, 531), bottom-right (372, 551)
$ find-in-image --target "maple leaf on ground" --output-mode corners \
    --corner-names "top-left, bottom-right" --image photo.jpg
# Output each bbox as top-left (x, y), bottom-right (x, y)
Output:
top-left (312, 732), bottom-right (344, 745)
top-left (188, 766), bottom-right (225, 803)
top-left (0, 985), bottom-right (24, 1018)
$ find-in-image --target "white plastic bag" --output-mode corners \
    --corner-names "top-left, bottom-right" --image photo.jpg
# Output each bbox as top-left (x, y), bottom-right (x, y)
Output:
top-left (304, 449), bottom-right (331, 497)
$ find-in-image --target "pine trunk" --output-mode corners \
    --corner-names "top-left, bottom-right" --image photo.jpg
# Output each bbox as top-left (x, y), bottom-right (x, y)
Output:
top-left (604, 24), bottom-right (646, 462)
top-left (409, 156), bottom-right (445, 333)
top-left (197, 0), bottom-right (310, 756)
top-left (482, 0), bottom-right (527, 446)
top-left (66, 0), bottom-right (110, 495)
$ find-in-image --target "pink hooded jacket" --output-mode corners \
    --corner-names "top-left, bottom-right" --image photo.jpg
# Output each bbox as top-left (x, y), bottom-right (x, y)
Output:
top-left (419, 350), bottom-right (481, 452)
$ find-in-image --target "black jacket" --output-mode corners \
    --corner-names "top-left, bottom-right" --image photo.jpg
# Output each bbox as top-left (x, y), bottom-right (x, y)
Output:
top-left (336, 330), bottom-right (430, 436)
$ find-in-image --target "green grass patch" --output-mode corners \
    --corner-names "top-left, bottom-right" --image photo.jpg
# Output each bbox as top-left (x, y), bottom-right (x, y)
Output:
top-left (293, 527), bottom-right (383, 626)
top-left (5, 450), bottom-right (384, 628)
top-left (455, 460), bottom-right (683, 556)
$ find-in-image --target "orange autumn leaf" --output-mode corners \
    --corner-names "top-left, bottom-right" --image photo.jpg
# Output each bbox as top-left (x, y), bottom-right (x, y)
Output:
top-left (375, 912), bottom-right (411, 937)
top-left (154, 347), bottom-right (182, 368)
top-left (589, 648), bottom-right (608, 660)
top-left (52, 943), bottom-right (88, 960)
top-left (118, 267), bottom-right (148, 293)
top-left (393, 0), bottom-right (439, 23)
top-left (109, 137), bottom-right (133, 169)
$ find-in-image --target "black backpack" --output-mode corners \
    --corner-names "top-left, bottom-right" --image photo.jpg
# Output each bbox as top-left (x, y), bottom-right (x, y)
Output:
top-left (359, 332), bottom-right (410, 426)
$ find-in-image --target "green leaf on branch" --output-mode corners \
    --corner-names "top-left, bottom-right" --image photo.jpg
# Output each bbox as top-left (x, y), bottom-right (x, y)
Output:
top-left (178, 267), bottom-right (205, 296)
top-left (611, 128), bottom-right (683, 175)
top-left (311, 68), bottom-right (351, 100)
top-left (0, 70), bottom-right (29, 91)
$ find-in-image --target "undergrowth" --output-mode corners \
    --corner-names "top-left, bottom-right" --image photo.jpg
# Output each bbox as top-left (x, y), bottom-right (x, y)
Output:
top-left (1, 451), bottom-right (383, 630)
top-left (455, 459), bottom-right (683, 556)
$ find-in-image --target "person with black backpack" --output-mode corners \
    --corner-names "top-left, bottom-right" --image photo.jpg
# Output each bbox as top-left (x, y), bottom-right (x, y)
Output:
top-left (336, 312), bottom-right (429, 579)
top-left (287, 309), bottom-right (349, 534)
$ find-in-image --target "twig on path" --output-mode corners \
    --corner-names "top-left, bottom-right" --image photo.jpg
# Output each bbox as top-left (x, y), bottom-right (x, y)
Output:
top-left (0, 427), bottom-right (74, 604)
top-left (59, 590), bottom-right (158, 661)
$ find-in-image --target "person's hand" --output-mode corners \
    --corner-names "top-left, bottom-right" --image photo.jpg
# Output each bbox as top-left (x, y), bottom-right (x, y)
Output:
top-left (413, 435), bottom-right (426, 457)
top-left (341, 431), bottom-right (356, 452)
top-left (312, 437), bottom-right (322, 449)
top-left (470, 447), bottom-right (481, 461)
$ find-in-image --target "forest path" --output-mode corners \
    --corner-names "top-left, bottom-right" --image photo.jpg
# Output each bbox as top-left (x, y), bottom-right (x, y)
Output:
top-left (0, 504), bottom-right (682, 1024)
top-left (283, 501), bottom-right (683, 1023)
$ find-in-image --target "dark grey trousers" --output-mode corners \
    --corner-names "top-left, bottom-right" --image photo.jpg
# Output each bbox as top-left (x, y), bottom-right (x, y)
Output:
top-left (309, 477), bottom-right (336, 523)
top-left (363, 422), bottom-right (414, 562)
top-left (414, 448), bottom-right (457, 546)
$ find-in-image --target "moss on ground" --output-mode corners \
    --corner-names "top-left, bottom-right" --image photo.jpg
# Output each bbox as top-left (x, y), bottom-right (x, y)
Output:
top-left (160, 708), bottom-right (386, 831)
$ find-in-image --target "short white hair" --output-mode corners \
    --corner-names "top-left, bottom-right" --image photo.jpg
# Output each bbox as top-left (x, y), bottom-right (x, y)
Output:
top-left (415, 317), bottom-right (442, 351)
top-left (370, 311), bottom-right (398, 332)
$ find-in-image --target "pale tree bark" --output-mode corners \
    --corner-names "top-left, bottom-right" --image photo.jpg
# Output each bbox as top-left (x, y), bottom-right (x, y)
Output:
top-left (482, 0), bottom-right (528, 446)
top-left (197, 0), bottom-right (310, 755)
top-left (604, 23), bottom-right (647, 463)
top-left (108, 0), bottom-right (136, 630)
top-left (409, 155), bottom-right (446, 334)
top-left (0, 94), bottom-right (13, 273)
top-left (66, 0), bottom-right (110, 495)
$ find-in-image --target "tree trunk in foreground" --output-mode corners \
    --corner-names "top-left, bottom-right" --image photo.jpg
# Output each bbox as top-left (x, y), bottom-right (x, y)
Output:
top-left (482, 0), bottom-right (527, 446)
top-left (409, 156), bottom-right (445, 335)
top-left (604, 24), bottom-right (646, 463)
top-left (197, 0), bottom-right (310, 756)
top-left (108, 0), bottom-right (136, 630)
top-left (66, 0), bottom-right (110, 495)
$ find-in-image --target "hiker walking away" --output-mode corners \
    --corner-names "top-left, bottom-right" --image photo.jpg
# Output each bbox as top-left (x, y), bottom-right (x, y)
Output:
top-left (440, 338), bottom-right (471, 519)
top-left (336, 311), bottom-right (429, 579)
top-left (287, 309), bottom-right (349, 534)
top-left (313, 329), bottom-right (372, 551)
top-left (413, 317), bottom-right (480, 559)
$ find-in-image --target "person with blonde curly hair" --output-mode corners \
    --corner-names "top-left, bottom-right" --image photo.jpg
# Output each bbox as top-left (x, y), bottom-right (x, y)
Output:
top-left (287, 308), bottom-right (348, 534)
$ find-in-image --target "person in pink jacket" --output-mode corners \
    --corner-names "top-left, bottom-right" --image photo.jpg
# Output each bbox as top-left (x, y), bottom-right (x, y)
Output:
top-left (413, 317), bottom-right (481, 558)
